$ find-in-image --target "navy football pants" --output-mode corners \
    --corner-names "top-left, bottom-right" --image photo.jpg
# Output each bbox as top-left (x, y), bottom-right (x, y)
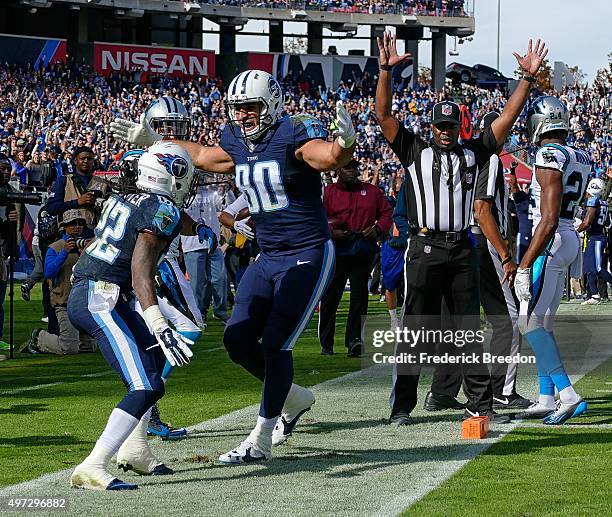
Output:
top-left (224, 241), bottom-right (335, 419)
top-left (68, 280), bottom-right (165, 420)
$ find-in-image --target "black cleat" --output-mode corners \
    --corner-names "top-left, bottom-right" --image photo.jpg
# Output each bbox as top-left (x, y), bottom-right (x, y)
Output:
top-left (388, 410), bottom-right (414, 426)
top-left (493, 393), bottom-right (533, 410)
top-left (320, 347), bottom-right (334, 356)
top-left (423, 391), bottom-right (465, 411)
top-left (463, 409), bottom-right (512, 424)
top-left (347, 340), bottom-right (363, 358)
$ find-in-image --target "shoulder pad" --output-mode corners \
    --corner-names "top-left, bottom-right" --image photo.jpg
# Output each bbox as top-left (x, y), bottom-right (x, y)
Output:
top-left (292, 114), bottom-right (328, 140)
top-left (535, 144), bottom-right (569, 172)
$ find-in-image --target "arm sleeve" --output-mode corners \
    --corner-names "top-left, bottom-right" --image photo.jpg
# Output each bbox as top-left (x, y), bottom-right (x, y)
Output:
top-left (46, 177), bottom-right (78, 216)
top-left (392, 184), bottom-right (410, 238)
top-left (586, 196), bottom-right (599, 208)
top-left (44, 245), bottom-right (68, 279)
top-left (534, 145), bottom-right (569, 173)
top-left (389, 124), bottom-right (422, 167)
top-left (469, 126), bottom-right (498, 165)
top-left (475, 155), bottom-right (500, 200)
top-left (375, 189), bottom-right (393, 234)
top-left (223, 194), bottom-right (249, 218)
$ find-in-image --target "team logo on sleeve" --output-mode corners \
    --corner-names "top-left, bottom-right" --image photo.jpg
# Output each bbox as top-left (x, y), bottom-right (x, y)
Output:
top-left (154, 153), bottom-right (189, 179)
top-left (541, 149), bottom-right (559, 165)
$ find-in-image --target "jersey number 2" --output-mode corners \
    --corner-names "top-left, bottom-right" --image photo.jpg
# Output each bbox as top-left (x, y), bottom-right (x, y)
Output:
top-left (560, 171), bottom-right (584, 220)
top-left (236, 161), bottom-right (288, 214)
top-left (87, 198), bottom-right (131, 264)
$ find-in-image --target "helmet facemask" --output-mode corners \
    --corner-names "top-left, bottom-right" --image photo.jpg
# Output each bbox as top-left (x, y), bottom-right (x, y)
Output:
top-left (226, 99), bottom-right (274, 142)
top-left (149, 116), bottom-right (191, 141)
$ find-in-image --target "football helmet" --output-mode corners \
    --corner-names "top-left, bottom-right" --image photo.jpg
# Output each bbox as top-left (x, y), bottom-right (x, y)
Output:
top-left (137, 142), bottom-right (196, 209)
top-left (116, 148), bottom-right (145, 191)
top-left (145, 96), bottom-right (191, 140)
top-left (586, 178), bottom-right (605, 197)
top-left (226, 70), bottom-right (283, 141)
top-left (526, 95), bottom-right (569, 144)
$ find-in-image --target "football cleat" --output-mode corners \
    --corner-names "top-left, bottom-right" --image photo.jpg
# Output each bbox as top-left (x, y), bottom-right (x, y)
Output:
top-left (218, 439), bottom-right (271, 465)
top-left (70, 465), bottom-right (138, 491)
top-left (272, 385), bottom-right (315, 446)
top-left (515, 401), bottom-right (556, 419)
top-left (492, 393), bottom-right (533, 410)
top-left (147, 404), bottom-right (187, 440)
top-left (463, 409), bottom-right (512, 424)
top-left (543, 399), bottom-right (588, 425)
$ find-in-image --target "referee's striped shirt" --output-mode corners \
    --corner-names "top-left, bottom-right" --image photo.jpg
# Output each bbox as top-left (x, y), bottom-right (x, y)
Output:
top-left (389, 124), bottom-right (499, 232)
top-left (470, 153), bottom-right (509, 237)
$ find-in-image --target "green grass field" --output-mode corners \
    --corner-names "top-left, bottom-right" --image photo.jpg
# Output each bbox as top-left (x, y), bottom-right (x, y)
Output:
top-left (1, 285), bottom-right (611, 515)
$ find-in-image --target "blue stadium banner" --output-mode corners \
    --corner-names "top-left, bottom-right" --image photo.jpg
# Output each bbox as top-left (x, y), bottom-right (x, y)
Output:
top-left (0, 33), bottom-right (67, 70)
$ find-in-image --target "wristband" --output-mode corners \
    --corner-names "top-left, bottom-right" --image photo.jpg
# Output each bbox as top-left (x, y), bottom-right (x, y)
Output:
top-left (501, 257), bottom-right (512, 266)
top-left (379, 64), bottom-right (392, 71)
top-left (522, 75), bottom-right (537, 83)
top-left (142, 305), bottom-right (166, 335)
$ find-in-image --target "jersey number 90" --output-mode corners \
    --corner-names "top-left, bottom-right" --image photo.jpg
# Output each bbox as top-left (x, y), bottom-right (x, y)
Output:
top-left (236, 161), bottom-right (288, 214)
top-left (86, 198), bottom-right (131, 264)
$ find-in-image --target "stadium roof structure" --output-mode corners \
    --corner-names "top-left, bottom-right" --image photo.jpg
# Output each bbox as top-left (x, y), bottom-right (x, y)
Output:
top-left (16, 0), bottom-right (475, 36)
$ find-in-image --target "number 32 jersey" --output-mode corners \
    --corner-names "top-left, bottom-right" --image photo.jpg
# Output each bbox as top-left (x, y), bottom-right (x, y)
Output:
top-left (530, 143), bottom-right (591, 230)
top-left (220, 115), bottom-right (330, 255)
top-left (73, 193), bottom-right (181, 289)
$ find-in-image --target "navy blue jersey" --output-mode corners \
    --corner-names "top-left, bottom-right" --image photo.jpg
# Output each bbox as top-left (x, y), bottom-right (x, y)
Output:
top-left (73, 193), bottom-right (181, 289)
top-left (586, 196), bottom-right (609, 237)
top-left (513, 190), bottom-right (533, 238)
top-left (220, 114), bottom-right (330, 255)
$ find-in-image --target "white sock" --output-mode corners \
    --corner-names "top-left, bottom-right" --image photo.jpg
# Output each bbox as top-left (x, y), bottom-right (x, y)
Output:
top-left (247, 416), bottom-right (276, 444)
top-left (559, 385), bottom-right (580, 404)
top-left (121, 408), bottom-right (152, 452)
top-left (388, 308), bottom-right (397, 318)
top-left (82, 408), bottom-right (139, 469)
top-left (538, 394), bottom-right (556, 408)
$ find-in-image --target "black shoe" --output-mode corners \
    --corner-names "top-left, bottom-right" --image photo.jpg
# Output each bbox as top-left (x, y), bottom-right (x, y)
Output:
top-left (388, 410), bottom-right (414, 426)
top-left (463, 409), bottom-right (512, 424)
top-left (423, 391), bottom-right (466, 411)
top-left (493, 393), bottom-right (533, 410)
top-left (20, 328), bottom-right (42, 354)
top-left (347, 340), bottom-right (363, 358)
top-left (320, 347), bottom-right (334, 356)
top-left (21, 284), bottom-right (31, 302)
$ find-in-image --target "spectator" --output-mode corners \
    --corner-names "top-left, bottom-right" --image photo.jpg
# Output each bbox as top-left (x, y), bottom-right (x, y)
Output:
top-left (23, 210), bottom-right (96, 355)
top-left (319, 159), bottom-right (393, 356)
top-left (25, 150), bottom-right (44, 187)
top-left (46, 146), bottom-right (108, 228)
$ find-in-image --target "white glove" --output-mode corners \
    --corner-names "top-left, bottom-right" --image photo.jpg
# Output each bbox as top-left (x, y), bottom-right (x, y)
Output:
top-left (334, 100), bottom-right (356, 149)
top-left (234, 218), bottom-right (254, 240)
top-left (514, 268), bottom-right (532, 302)
top-left (110, 113), bottom-right (162, 147)
top-left (143, 306), bottom-right (193, 367)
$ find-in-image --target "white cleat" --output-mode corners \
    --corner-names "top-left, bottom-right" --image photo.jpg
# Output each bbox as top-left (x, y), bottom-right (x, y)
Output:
top-left (272, 385), bottom-right (315, 446)
top-left (218, 439), bottom-right (271, 465)
top-left (116, 445), bottom-right (173, 476)
top-left (581, 296), bottom-right (601, 305)
top-left (515, 401), bottom-right (556, 419)
top-left (70, 464), bottom-right (137, 491)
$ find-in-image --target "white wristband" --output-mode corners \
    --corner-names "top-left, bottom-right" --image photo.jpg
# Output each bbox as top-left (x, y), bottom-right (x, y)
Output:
top-left (142, 305), bottom-right (166, 335)
top-left (337, 134), bottom-right (356, 149)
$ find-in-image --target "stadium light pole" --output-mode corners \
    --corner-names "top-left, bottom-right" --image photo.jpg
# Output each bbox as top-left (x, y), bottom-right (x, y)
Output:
top-left (496, 0), bottom-right (501, 70)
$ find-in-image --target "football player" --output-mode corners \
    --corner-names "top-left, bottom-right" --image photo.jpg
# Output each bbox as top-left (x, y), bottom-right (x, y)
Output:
top-left (67, 143), bottom-right (197, 490)
top-left (576, 178), bottom-right (612, 304)
top-left (514, 96), bottom-right (590, 424)
top-left (111, 69), bottom-right (356, 463)
top-left (116, 145), bottom-right (211, 440)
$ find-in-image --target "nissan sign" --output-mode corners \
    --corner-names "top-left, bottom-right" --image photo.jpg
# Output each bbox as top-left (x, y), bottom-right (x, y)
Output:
top-left (93, 42), bottom-right (216, 78)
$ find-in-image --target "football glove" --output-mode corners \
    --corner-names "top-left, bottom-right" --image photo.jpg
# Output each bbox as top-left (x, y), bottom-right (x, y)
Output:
top-left (233, 218), bottom-right (254, 240)
top-left (388, 236), bottom-right (408, 250)
top-left (514, 268), bottom-right (532, 302)
top-left (157, 328), bottom-right (194, 367)
top-left (194, 223), bottom-right (218, 253)
top-left (110, 113), bottom-right (162, 147)
top-left (334, 100), bottom-right (356, 149)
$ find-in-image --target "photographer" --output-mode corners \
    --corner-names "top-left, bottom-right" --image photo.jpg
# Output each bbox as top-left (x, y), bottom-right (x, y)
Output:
top-left (24, 210), bottom-right (96, 355)
top-left (0, 153), bottom-right (19, 351)
top-left (47, 146), bottom-right (108, 229)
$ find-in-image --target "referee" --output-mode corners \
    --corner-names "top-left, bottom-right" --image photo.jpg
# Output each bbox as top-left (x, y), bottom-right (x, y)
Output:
top-left (375, 32), bottom-right (548, 425)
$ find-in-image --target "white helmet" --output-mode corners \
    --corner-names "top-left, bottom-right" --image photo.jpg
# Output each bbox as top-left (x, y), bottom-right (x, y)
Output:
top-left (145, 96), bottom-right (191, 140)
top-left (137, 142), bottom-right (196, 208)
top-left (526, 95), bottom-right (569, 144)
top-left (226, 70), bottom-right (283, 141)
top-left (587, 178), bottom-right (605, 197)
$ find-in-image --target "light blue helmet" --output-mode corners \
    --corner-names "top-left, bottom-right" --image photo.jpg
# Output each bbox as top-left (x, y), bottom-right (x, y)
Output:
top-left (526, 95), bottom-right (569, 144)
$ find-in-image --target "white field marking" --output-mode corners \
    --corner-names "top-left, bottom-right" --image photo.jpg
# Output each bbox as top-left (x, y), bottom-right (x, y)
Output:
top-left (515, 423), bottom-right (612, 430)
top-left (0, 347), bottom-right (225, 396)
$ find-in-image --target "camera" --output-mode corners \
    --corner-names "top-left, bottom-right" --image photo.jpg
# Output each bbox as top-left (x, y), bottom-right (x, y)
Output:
top-left (67, 237), bottom-right (88, 252)
top-left (88, 189), bottom-right (105, 199)
top-left (0, 187), bottom-right (43, 206)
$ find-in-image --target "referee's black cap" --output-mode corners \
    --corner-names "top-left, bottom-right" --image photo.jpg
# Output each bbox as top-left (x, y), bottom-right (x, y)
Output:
top-left (432, 101), bottom-right (461, 126)
top-left (478, 111), bottom-right (500, 131)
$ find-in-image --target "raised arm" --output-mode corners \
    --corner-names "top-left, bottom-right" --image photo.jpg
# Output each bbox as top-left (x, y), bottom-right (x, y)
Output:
top-left (490, 39), bottom-right (548, 147)
top-left (375, 32), bottom-right (410, 144)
